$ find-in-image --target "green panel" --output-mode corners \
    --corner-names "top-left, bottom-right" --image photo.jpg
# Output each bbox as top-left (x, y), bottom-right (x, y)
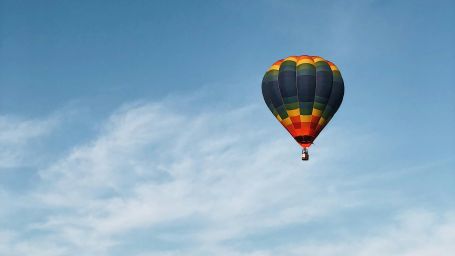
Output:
top-left (283, 96), bottom-right (298, 104)
top-left (297, 63), bottom-right (315, 71)
top-left (313, 102), bottom-right (327, 110)
top-left (297, 64), bottom-right (316, 75)
top-left (263, 70), bottom-right (279, 82)
top-left (280, 61), bottom-right (296, 71)
top-left (285, 102), bottom-right (300, 110)
top-left (276, 105), bottom-right (288, 119)
top-left (315, 61), bottom-right (331, 71)
top-left (300, 102), bottom-right (313, 115)
top-left (321, 105), bottom-right (334, 119)
top-left (314, 96), bottom-right (328, 104)
top-left (332, 71), bottom-right (342, 81)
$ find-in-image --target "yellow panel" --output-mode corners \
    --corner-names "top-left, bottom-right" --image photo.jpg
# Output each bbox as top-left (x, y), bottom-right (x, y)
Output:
top-left (312, 56), bottom-right (325, 62)
top-left (312, 109), bottom-right (322, 117)
top-left (275, 114), bottom-right (282, 122)
top-left (318, 117), bottom-right (326, 126)
top-left (282, 117), bottom-right (292, 126)
top-left (327, 61), bottom-right (339, 71)
top-left (297, 58), bottom-right (315, 65)
top-left (300, 115), bottom-right (312, 122)
top-left (268, 64), bottom-right (280, 71)
top-left (287, 109), bottom-right (300, 117)
top-left (284, 56), bottom-right (298, 62)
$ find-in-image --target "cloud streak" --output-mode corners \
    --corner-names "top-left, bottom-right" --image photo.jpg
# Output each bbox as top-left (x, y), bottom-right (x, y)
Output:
top-left (0, 99), bottom-right (453, 256)
top-left (0, 114), bottom-right (59, 169)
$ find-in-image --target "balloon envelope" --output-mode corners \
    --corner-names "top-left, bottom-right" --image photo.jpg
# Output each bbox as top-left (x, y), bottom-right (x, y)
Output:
top-left (261, 55), bottom-right (344, 148)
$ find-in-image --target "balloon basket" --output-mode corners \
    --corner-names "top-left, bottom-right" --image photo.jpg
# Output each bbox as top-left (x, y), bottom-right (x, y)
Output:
top-left (301, 147), bottom-right (309, 161)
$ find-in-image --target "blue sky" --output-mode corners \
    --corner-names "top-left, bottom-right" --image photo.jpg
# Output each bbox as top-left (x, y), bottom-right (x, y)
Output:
top-left (1, 0), bottom-right (454, 255)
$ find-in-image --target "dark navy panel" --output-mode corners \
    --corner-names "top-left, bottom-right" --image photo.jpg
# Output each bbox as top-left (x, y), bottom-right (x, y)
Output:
top-left (278, 60), bottom-right (297, 99)
top-left (297, 75), bottom-right (316, 102)
top-left (314, 61), bottom-right (333, 109)
top-left (262, 71), bottom-right (288, 119)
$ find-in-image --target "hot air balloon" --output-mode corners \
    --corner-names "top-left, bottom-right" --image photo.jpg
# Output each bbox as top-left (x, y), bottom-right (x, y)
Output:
top-left (261, 55), bottom-right (344, 160)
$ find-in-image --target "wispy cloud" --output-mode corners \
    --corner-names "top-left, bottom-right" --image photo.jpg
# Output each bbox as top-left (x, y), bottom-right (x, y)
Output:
top-left (281, 209), bottom-right (455, 256)
top-left (0, 115), bottom-right (59, 169)
top-left (0, 98), bottom-right (452, 256)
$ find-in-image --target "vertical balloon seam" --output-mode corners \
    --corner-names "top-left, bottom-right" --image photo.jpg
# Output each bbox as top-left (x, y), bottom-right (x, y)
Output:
top-left (315, 65), bottom-right (336, 138)
top-left (264, 64), bottom-right (287, 119)
top-left (314, 64), bottom-right (344, 139)
top-left (310, 57), bottom-right (334, 139)
top-left (288, 58), bottom-right (301, 133)
top-left (279, 57), bottom-right (300, 134)
top-left (261, 63), bottom-right (295, 140)
top-left (328, 63), bottom-right (344, 129)
top-left (296, 55), bottom-right (316, 144)
top-left (320, 61), bottom-right (336, 134)
top-left (261, 87), bottom-right (272, 114)
top-left (262, 79), bottom-right (280, 124)
top-left (293, 57), bottom-right (302, 140)
top-left (275, 60), bottom-right (296, 138)
top-left (272, 61), bottom-right (291, 125)
top-left (261, 74), bottom-right (279, 121)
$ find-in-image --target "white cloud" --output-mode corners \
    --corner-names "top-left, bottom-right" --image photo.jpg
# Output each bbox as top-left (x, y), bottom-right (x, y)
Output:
top-left (1, 99), bottom-right (452, 256)
top-left (132, 209), bottom-right (455, 256)
top-left (0, 115), bottom-right (58, 168)
top-left (28, 101), bottom-right (357, 254)
top-left (282, 209), bottom-right (455, 256)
